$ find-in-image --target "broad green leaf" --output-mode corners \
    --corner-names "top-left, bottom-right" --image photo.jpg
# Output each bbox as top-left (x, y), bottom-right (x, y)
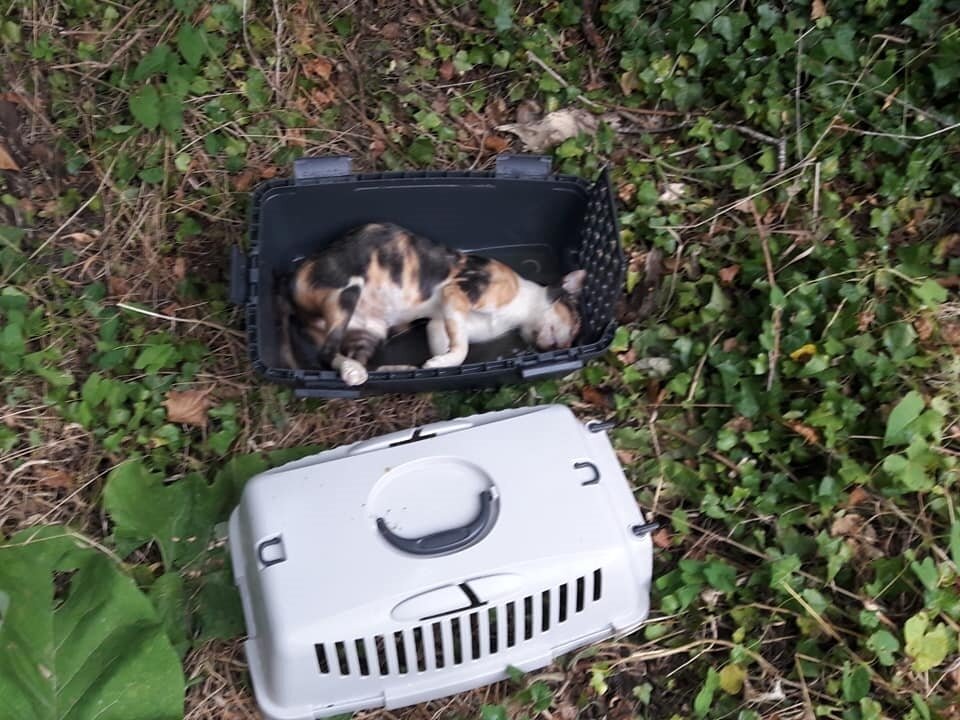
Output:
top-left (0, 527), bottom-right (184, 720)
top-left (884, 391), bottom-right (925, 446)
top-left (149, 573), bottom-right (189, 658)
top-left (176, 24), bottom-right (205, 67)
top-left (129, 85), bottom-right (160, 129)
top-left (480, 706), bottom-right (508, 720)
top-left (950, 520), bottom-right (960, 568)
top-left (911, 279), bottom-right (947, 306)
top-left (842, 662), bottom-right (871, 702)
top-left (194, 569), bottom-right (245, 641)
top-left (133, 44), bottom-right (172, 81)
top-left (103, 460), bottom-right (230, 569)
top-left (703, 559), bottom-right (737, 593)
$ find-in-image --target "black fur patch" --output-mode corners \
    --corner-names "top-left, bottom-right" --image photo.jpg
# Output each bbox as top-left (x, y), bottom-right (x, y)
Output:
top-left (377, 243), bottom-right (405, 285)
top-left (455, 254), bottom-right (492, 303)
top-left (338, 284), bottom-right (361, 312)
top-left (342, 328), bottom-right (381, 364)
top-left (412, 233), bottom-right (458, 302)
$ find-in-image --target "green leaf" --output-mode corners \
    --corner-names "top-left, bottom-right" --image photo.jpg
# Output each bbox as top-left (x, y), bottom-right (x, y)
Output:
top-left (693, 667), bottom-right (719, 717)
top-left (0, 527), bottom-right (184, 720)
top-left (866, 629), bottom-right (900, 666)
top-left (129, 85), bottom-right (160, 130)
top-left (703, 559), bottom-right (737, 593)
top-left (903, 0), bottom-right (939, 35)
top-left (911, 278), bottom-right (947, 306)
top-left (159, 92), bottom-right (184, 134)
top-left (103, 461), bottom-right (230, 569)
top-left (244, 68), bottom-right (269, 110)
top-left (904, 611), bottom-right (952, 672)
top-left (950, 520), bottom-right (960, 568)
top-left (842, 662), bottom-right (871, 702)
top-left (480, 705), bottom-right (508, 720)
top-left (884, 391), bottom-right (925, 446)
top-left (194, 569), bottom-right (244, 640)
top-left (176, 24), bottom-right (205, 67)
top-left (149, 573), bottom-right (189, 658)
top-left (719, 663), bottom-right (746, 694)
top-left (133, 44), bottom-right (173, 81)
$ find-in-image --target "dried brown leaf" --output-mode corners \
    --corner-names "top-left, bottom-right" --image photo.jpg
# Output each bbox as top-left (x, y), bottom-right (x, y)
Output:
top-left (914, 314), bottom-right (935, 342)
top-left (942, 321), bottom-right (960, 347)
top-left (830, 513), bottom-right (865, 538)
top-left (483, 135), bottom-right (511, 153)
top-left (0, 143), bottom-right (21, 171)
top-left (615, 448), bottom-right (636, 465)
top-left (786, 420), bottom-right (820, 445)
top-left (439, 61), bottom-right (455, 82)
top-left (304, 57), bottom-right (333, 81)
top-left (381, 22), bottom-right (401, 40)
top-left (811, 0), bottom-right (828, 20)
top-left (164, 388), bottom-right (213, 427)
top-left (581, 386), bottom-right (611, 408)
top-left (652, 528), bottom-right (672, 549)
top-left (233, 168), bottom-right (256, 192)
top-left (617, 182), bottom-right (636, 204)
top-left (846, 486), bottom-right (871, 507)
top-left (37, 467), bottom-right (74, 490)
top-left (63, 231), bottom-right (97, 244)
top-left (718, 264), bottom-right (741, 285)
top-left (173, 256), bottom-right (187, 281)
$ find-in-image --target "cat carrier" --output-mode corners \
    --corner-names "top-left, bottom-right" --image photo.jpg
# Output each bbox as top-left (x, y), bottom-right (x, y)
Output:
top-left (227, 404), bottom-right (654, 720)
top-left (229, 153), bottom-right (624, 398)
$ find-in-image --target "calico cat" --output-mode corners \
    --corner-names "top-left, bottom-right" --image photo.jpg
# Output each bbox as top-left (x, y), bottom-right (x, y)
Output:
top-left (278, 223), bottom-right (586, 386)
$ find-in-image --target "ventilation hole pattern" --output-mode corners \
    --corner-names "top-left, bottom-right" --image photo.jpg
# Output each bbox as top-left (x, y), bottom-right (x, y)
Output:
top-left (577, 171), bottom-right (624, 343)
top-left (314, 569), bottom-right (605, 676)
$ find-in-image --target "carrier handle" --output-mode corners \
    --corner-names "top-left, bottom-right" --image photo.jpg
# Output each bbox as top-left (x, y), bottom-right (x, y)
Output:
top-left (376, 489), bottom-right (499, 557)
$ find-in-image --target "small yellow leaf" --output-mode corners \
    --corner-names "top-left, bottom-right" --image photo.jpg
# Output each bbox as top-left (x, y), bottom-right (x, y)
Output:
top-left (719, 664), bottom-right (747, 695)
top-left (790, 343), bottom-right (817, 362)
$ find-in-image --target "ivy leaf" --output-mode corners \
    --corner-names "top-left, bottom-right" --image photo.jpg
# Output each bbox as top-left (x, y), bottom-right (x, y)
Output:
top-left (866, 629), bottom-right (900, 666)
top-left (703, 559), bottom-right (737, 593)
top-left (0, 526), bottom-right (185, 720)
top-left (884, 391), bottom-right (925, 446)
top-left (129, 85), bottom-right (160, 130)
top-left (904, 611), bottom-right (952, 672)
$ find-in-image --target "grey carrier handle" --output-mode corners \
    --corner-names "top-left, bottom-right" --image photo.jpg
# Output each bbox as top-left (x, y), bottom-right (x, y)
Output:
top-left (376, 489), bottom-right (499, 557)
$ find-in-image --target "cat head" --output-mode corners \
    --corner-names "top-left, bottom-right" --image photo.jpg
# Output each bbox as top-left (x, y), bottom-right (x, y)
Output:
top-left (528, 269), bottom-right (586, 351)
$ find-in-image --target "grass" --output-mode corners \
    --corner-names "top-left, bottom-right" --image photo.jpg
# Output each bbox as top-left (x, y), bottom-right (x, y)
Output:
top-left (1, 0), bottom-right (960, 719)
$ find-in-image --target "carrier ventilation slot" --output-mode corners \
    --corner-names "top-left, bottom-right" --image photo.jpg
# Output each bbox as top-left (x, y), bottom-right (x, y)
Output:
top-left (314, 568), bottom-right (603, 675)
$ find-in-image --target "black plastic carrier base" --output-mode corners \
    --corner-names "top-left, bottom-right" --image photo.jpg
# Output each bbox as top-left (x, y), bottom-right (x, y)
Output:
top-left (229, 154), bottom-right (624, 398)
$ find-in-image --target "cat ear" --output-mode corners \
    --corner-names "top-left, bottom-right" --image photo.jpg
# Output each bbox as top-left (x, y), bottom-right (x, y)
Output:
top-left (561, 269), bottom-right (587, 296)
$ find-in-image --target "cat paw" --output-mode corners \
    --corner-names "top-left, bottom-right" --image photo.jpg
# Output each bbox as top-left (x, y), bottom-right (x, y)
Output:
top-left (339, 359), bottom-right (368, 386)
top-left (423, 354), bottom-right (464, 369)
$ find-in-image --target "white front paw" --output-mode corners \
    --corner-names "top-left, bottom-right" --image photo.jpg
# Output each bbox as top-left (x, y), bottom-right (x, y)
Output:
top-left (423, 354), bottom-right (461, 369)
top-left (339, 359), bottom-right (368, 386)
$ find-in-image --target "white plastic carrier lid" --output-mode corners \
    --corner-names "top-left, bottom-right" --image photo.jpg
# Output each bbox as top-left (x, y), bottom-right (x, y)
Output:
top-left (228, 404), bottom-right (653, 720)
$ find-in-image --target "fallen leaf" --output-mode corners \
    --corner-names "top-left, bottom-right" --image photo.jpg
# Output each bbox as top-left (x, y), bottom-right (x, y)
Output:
top-left (173, 256), bottom-right (187, 281)
top-left (233, 168), bottom-right (256, 191)
top-left (658, 182), bottom-right (687, 204)
top-left (0, 143), bottom-right (21, 171)
top-left (617, 182), bottom-right (636, 204)
top-left (483, 134), bottom-right (511, 153)
top-left (581, 386), bottom-right (611, 408)
top-left (617, 346), bottom-right (638, 365)
top-left (497, 108), bottom-right (619, 153)
top-left (786, 420), bottom-right (820, 445)
top-left (846, 486), bottom-right (871, 507)
top-left (304, 56), bottom-right (333, 81)
top-left (260, 165), bottom-right (279, 179)
top-left (381, 22), bottom-right (401, 40)
top-left (439, 61), bottom-right (455, 82)
top-left (725, 416), bottom-right (753, 433)
top-left (37, 467), bottom-right (74, 490)
top-left (619, 70), bottom-right (639, 96)
top-left (718, 265), bottom-right (741, 285)
top-left (515, 99), bottom-right (541, 125)
top-left (722, 337), bottom-right (741, 352)
top-left (830, 513), bottom-right (867, 539)
top-left (914, 314), bottom-right (935, 342)
top-left (63, 231), bottom-right (97, 244)
top-left (811, 0), bottom-right (827, 20)
top-left (163, 388), bottom-right (213, 427)
top-left (615, 449), bottom-right (636, 465)
top-left (652, 528), bottom-right (671, 549)
top-left (941, 321), bottom-right (960, 347)
top-left (369, 138), bottom-right (386, 158)
top-left (789, 343), bottom-right (817, 362)
top-left (107, 276), bottom-right (130, 296)
top-left (858, 308), bottom-right (875, 331)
